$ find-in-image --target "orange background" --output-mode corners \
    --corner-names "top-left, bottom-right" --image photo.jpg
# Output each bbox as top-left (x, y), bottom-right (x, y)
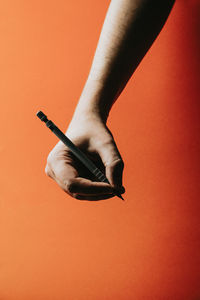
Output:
top-left (0, 1), bottom-right (200, 299)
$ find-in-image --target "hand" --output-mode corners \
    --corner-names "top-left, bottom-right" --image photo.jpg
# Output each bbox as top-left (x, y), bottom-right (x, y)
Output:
top-left (45, 113), bottom-right (125, 200)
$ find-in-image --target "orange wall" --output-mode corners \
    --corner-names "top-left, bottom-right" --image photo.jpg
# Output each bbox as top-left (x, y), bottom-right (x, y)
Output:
top-left (0, 1), bottom-right (199, 299)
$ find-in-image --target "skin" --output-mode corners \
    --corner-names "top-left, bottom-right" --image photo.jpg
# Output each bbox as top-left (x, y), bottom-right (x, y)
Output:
top-left (45, 0), bottom-right (175, 201)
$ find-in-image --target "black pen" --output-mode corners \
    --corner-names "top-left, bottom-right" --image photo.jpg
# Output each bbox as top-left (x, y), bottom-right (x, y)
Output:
top-left (36, 111), bottom-right (124, 200)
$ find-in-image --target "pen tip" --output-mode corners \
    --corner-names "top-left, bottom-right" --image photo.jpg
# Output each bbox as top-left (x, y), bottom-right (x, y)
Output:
top-left (116, 194), bottom-right (125, 201)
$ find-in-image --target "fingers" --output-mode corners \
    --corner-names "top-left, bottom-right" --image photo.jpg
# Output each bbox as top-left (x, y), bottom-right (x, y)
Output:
top-left (45, 133), bottom-right (125, 201)
top-left (97, 140), bottom-right (125, 191)
top-left (69, 193), bottom-right (116, 201)
top-left (57, 177), bottom-right (118, 200)
top-left (63, 177), bottom-right (115, 195)
top-left (106, 158), bottom-right (124, 188)
top-left (45, 160), bottom-right (116, 200)
top-left (70, 185), bottom-right (125, 201)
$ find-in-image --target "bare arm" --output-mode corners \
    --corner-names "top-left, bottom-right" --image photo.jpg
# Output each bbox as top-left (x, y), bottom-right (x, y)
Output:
top-left (73, 0), bottom-right (175, 123)
top-left (45, 0), bottom-right (175, 201)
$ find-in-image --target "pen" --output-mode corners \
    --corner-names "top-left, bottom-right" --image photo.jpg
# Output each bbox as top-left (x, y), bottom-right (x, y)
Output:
top-left (36, 111), bottom-right (124, 200)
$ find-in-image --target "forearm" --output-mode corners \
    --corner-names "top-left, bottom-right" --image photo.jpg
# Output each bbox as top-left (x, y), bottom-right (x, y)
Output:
top-left (73, 0), bottom-right (175, 123)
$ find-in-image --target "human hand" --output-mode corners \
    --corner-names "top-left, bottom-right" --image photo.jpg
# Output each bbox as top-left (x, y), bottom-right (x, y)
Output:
top-left (45, 113), bottom-right (125, 200)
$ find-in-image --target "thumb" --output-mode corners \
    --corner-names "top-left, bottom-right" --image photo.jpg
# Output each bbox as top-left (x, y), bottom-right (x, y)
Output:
top-left (98, 140), bottom-right (125, 192)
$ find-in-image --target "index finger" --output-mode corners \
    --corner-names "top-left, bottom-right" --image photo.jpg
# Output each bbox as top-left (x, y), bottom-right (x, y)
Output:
top-left (53, 161), bottom-right (114, 196)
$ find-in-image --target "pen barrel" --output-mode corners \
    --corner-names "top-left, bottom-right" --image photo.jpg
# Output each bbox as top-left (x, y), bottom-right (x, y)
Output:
top-left (46, 120), bottom-right (110, 184)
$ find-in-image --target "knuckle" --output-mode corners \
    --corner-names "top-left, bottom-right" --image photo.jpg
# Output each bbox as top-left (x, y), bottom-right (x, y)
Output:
top-left (45, 165), bottom-right (52, 177)
top-left (117, 158), bottom-right (124, 168)
top-left (101, 137), bottom-right (114, 146)
top-left (46, 152), bottom-right (54, 165)
top-left (109, 158), bottom-right (124, 169)
top-left (65, 179), bottom-right (77, 194)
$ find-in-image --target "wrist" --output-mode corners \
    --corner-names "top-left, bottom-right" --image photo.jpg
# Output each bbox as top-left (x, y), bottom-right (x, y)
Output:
top-left (72, 102), bottom-right (108, 125)
top-left (72, 79), bottom-right (112, 124)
